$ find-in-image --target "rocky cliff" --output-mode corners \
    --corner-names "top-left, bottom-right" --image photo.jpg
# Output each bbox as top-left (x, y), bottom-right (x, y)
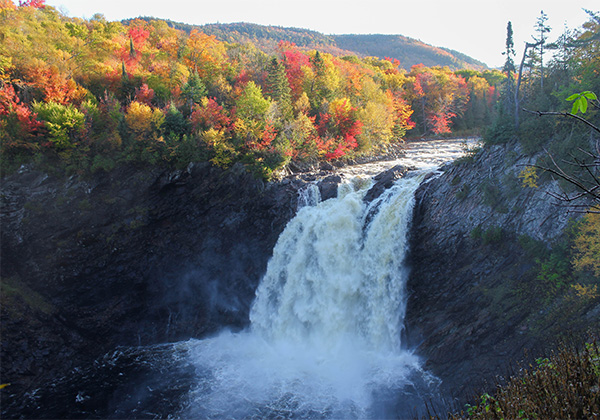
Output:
top-left (404, 142), bottom-right (600, 405)
top-left (0, 162), bottom-right (317, 413)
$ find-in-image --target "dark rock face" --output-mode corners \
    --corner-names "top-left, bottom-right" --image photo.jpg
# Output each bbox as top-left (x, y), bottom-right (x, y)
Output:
top-left (404, 142), bottom-right (599, 405)
top-left (317, 174), bottom-right (343, 201)
top-left (364, 165), bottom-right (410, 203)
top-left (0, 162), bottom-right (308, 411)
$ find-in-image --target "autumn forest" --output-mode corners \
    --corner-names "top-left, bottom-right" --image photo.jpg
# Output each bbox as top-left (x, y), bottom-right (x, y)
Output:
top-left (0, 1), bottom-right (504, 178)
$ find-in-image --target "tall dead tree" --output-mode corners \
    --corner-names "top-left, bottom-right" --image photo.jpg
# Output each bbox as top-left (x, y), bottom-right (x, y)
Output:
top-left (515, 41), bottom-right (541, 128)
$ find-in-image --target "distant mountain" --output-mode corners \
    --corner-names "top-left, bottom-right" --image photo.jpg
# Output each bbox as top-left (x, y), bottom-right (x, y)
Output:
top-left (332, 34), bottom-right (487, 70)
top-left (130, 19), bottom-right (486, 70)
top-left (199, 22), bottom-right (335, 48)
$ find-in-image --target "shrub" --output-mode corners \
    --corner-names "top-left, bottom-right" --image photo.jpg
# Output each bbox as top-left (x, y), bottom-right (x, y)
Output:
top-left (482, 226), bottom-right (503, 245)
top-left (479, 180), bottom-right (507, 212)
top-left (518, 115), bottom-right (555, 155)
top-left (470, 225), bottom-right (483, 240)
top-left (455, 184), bottom-right (470, 200)
top-left (536, 249), bottom-right (571, 299)
top-left (484, 110), bottom-right (515, 145)
top-left (518, 234), bottom-right (548, 260)
top-left (452, 341), bottom-right (600, 419)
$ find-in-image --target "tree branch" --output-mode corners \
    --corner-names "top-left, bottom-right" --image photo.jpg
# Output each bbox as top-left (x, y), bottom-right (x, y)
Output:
top-left (522, 108), bottom-right (600, 134)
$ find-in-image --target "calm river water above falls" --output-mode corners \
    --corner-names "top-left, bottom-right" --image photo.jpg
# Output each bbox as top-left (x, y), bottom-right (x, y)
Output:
top-left (18, 138), bottom-right (477, 419)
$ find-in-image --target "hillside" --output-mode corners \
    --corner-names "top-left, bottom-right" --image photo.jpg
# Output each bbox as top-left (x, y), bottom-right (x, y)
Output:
top-left (333, 34), bottom-right (487, 70)
top-left (131, 19), bottom-right (487, 70)
top-left (2, 5), bottom-right (500, 181)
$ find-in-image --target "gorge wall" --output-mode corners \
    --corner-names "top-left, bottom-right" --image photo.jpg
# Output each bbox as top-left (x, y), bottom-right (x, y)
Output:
top-left (0, 162), bottom-right (312, 409)
top-left (405, 142), bottom-right (600, 403)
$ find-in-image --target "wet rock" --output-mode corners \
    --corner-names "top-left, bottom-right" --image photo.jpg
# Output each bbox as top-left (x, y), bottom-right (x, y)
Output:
top-left (317, 175), bottom-right (343, 201)
top-left (363, 165), bottom-right (409, 203)
top-left (319, 161), bottom-right (334, 171)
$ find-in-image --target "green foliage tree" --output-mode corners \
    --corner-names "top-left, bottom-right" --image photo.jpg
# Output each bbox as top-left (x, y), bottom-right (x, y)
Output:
top-left (181, 70), bottom-right (207, 114)
top-left (162, 102), bottom-right (189, 141)
top-left (235, 81), bottom-right (271, 123)
top-left (531, 10), bottom-right (552, 91)
top-left (265, 57), bottom-right (293, 121)
top-left (33, 101), bottom-right (85, 150)
top-left (502, 21), bottom-right (516, 112)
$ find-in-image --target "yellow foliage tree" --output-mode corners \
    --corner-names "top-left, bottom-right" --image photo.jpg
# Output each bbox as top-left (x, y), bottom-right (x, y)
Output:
top-left (518, 166), bottom-right (539, 188)
top-left (0, 0), bottom-right (16, 9)
top-left (572, 212), bottom-right (600, 277)
top-left (124, 101), bottom-right (164, 141)
top-left (357, 79), bottom-right (395, 149)
top-left (185, 30), bottom-right (226, 82)
top-left (201, 127), bottom-right (235, 168)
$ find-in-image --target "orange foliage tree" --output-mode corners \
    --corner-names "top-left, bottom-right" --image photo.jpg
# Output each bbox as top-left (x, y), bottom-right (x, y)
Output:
top-left (407, 64), bottom-right (469, 135)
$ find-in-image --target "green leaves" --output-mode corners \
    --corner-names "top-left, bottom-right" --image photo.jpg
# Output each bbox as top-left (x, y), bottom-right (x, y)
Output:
top-left (566, 91), bottom-right (597, 114)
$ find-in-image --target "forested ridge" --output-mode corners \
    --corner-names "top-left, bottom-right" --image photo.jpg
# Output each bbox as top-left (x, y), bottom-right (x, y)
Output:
top-left (0, 1), bottom-right (502, 179)
top-left (332, 34), bottom-right (487, 70)
top-left (137, 20), bottom-right (487, 70)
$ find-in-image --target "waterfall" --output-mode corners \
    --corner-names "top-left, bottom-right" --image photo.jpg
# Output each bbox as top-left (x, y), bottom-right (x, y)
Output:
top-left (297, 183), bottom-right (321, 208)
top-left (180, 174), bottom-right (429, 419)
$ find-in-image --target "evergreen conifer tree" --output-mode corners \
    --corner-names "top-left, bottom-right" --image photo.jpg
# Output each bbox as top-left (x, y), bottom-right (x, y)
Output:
top-left (502, 21), bottom-right (516, 114)
top-left (181, 70), bottom-right (207, 115)
top-left (265, 57), bottom-right (293, 121)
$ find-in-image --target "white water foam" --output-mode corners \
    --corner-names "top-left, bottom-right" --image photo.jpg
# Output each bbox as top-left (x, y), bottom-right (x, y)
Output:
top-left (178, 174), bottom-right (428, 419)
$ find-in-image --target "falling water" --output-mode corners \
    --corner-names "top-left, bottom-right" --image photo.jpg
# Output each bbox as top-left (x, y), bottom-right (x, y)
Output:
top-left (178, 173), bottom-right (432, 419)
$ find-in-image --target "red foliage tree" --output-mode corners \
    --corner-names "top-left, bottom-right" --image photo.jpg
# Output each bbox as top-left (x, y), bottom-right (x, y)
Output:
top-left (487, 85), bottom-right (499, 106)
top-left (384, 57), bottom-right (401, 68)
top-left (134, 83), bottom-right (155, 105)
top-left (128, 26), bottom-right (150, 50)
top-left (317, 98), bottom-right (362, 159)
top-left (429, 112), bottom-right (455, 134)
top-left (23, 65), bottom-right (86, 105)
top-left (0, 83), bottom-right (42, 151)
top-left (279, 42), bottom-right (311, 101)
top-left (246, 121), bottom-right (276, 151)
top-left (18, 0), bottom-right (45, 8)
top-left (190, 98), bottom-right (231, 132)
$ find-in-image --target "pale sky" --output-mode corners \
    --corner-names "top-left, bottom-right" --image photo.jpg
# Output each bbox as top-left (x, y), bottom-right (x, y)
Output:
top-left (45, 0), bottom-right (598, 68)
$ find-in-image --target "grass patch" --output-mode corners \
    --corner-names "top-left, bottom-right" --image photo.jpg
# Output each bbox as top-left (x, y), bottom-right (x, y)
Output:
top-left (1, 276), bottom-right (55, 315)
top-left (470, 225), bottom-right (504, 245)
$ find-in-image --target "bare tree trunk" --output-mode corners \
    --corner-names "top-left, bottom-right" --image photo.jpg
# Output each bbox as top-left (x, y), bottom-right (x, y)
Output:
top-left (515, 41), bottom-right (540, 128)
